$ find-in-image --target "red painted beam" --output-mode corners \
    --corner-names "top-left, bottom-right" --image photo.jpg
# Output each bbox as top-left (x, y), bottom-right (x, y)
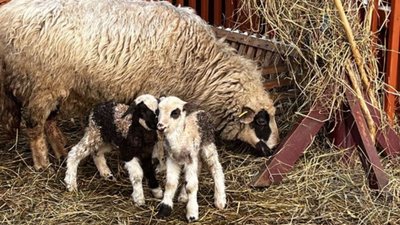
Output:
top-left (367, 100), bottom-right (400, 157)
top-left (252, 102), bottom-right (330, 187)
top-left (329, 112), bottom-right (356, 165)
top-left (345, 90), bottom-right (389, 190)
top-left (385, 0), bottom-right (400, 124)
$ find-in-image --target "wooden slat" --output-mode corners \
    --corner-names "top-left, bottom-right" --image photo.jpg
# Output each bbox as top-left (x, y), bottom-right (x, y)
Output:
top-left (385, 0), bottom-right (400, 124)
top-left (214, 1), bottom-right (223, 26)
top-left (246, 46), bottom-right (256, 59)
top-left (212, 27), bottom-right (298, 57)
top-left (201, 0), bottom-right (209, 22)
top-left (263, 79), bottom-right (293, 90)
top-left (176, 0), bottom-right (184, 6)
top-left (237, 43), bottom-right (247, 55)
top-left (262, 65), bottom-right (288, 75)
top-left (0, 0), bottom-right (10, 4)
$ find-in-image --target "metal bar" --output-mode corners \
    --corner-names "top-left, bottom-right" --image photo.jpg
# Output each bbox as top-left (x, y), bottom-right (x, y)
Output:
top-left (345, 90), bottom-right (389, 190)
top-left (188, 0), bottom-right (196, 10)
top-left (385, 0), bottom-right (400, 123)
top-left (201, 0), bottom-right (209, 22)
top-left (252, 102), bottom-right (329, 187)
top-left (176, 0), bottom-right (184, 6)
top-left (225, 0), bottom-right (235, 27)
top-left (213, 1), bottom-right (223, 26)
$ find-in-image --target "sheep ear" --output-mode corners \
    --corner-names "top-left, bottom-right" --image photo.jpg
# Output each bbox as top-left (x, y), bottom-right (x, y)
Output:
top-left (183, 103), bottom-right (197, 114)
top-left (239, 106), bottom-right (255, 124)
top-left (122, 102), bottom-right (137, 118)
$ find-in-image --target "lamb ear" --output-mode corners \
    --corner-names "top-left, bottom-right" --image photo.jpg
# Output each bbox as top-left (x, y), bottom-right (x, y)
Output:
top-left (239, 106), bottom-right (255, 124)
top-left (122, 102), bottom-right (137, 118)
top-left (159, 94), bottom-right (166, 102)
top-left (183, 103), bottom-right (198, 114)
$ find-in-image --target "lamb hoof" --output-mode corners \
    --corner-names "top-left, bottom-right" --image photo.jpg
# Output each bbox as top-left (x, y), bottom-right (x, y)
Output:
top-left (214, 197), bottom-right (226, 209)
top-left (186, 214), bottom-right (198, 222)
top-left (105, 174), bottom-right (116, 181)
top-left (134, 199), bottom-right (145, 207)
top-left (132, 196), bottom-right (145, 207)
top-left (65, 182), bottom-right (77, 192)
top-left (156, 203), bottom-right (172, 218)
top-left (178, 193), bottom-right (188, 203)
top-left (151, 187), bottom-right (163, 199)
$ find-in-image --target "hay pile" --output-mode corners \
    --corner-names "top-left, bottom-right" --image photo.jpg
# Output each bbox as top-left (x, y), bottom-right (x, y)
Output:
top-left (0, 122), bottom-right (399, 224)
top-left (237, 0), bottom-right (398, 126)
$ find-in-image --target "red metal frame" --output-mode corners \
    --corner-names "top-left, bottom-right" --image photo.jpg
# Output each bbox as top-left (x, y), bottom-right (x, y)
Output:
top-left (385, 0), bottom-right (400, 123)
top-left (253, 88), bottom-right (392, 190)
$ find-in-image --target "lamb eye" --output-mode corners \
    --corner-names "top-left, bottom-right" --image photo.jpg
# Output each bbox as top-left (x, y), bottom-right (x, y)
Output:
top-left (170, 108), bottom-right (181, 119)
top-left (256, 117), bottom-right (267, 126)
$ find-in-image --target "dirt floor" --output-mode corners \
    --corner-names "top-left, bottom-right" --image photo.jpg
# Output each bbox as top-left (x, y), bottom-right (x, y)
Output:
top-left (0, 120), bottom-right (399, 225)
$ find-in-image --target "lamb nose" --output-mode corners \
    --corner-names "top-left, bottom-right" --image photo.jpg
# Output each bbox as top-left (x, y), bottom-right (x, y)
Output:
top-left (157, 123), bottom-right (165, 131)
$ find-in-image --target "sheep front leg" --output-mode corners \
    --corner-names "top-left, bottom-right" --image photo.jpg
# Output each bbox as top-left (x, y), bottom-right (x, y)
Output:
top-left (45, 119), bottom-right (68, 161)
top-left (178, 160), bottom-right (201, 203)
top-left (142, 156), bottom-right (163, 199)
top-left (91, 144), bottom-right (115, 181)
top-left (201, 144), bottom-right (226, 209)
top-left (157, 157), bottom-right (181, 218)
top-left (124, 157), bottom-right (145, 206)
top-left (25, 116), bottom-right (50, 171)
top-left (183, 157), bottom-right (200, 222)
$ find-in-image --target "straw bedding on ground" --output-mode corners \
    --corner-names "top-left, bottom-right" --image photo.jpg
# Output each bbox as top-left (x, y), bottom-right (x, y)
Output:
top-left (0, 120), bottom-right (399, 225)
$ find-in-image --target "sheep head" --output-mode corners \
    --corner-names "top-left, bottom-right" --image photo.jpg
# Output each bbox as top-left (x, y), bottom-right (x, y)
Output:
top-left (157, 96), bottom-right (188, 134)
top-left (124, 94), bottom-right (159, 130)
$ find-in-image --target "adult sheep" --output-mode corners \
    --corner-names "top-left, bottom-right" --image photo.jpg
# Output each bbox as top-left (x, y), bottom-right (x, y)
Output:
top-left (0, 0), bottom-right (279, 170)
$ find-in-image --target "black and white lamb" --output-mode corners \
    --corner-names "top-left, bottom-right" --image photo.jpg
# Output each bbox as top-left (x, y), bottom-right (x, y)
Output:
top-left (64, 94), bottom-right (162, 206)
top-left (155, 96), bottom-right (226, 222)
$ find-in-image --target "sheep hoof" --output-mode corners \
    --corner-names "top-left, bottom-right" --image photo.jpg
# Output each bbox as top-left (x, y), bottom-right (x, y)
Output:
top-left (156, 203), bottom-right (172, 218)
top-left (151, 187), bottom-right (163, 199)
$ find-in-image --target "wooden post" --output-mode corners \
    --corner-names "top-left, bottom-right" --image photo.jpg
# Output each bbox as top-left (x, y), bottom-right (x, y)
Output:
top-left (385, 0), bottom-right (400, 124)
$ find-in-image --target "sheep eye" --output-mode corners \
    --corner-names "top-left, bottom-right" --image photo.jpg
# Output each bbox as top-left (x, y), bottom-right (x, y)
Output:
top-left (170, 108), bottom-right (181, 119)
top-left (256, 117), bottom-right (267, 126)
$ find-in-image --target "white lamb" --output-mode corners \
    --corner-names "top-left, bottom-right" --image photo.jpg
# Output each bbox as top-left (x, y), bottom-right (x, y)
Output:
top-left (155, 96), bottom-right (226, 222)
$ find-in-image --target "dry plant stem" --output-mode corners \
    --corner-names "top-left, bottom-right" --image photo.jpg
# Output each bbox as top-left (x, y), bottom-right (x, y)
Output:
top-left (345, 62), bottom-right (377, 141)
top-left (334, 0), bottom-right (378, 108)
